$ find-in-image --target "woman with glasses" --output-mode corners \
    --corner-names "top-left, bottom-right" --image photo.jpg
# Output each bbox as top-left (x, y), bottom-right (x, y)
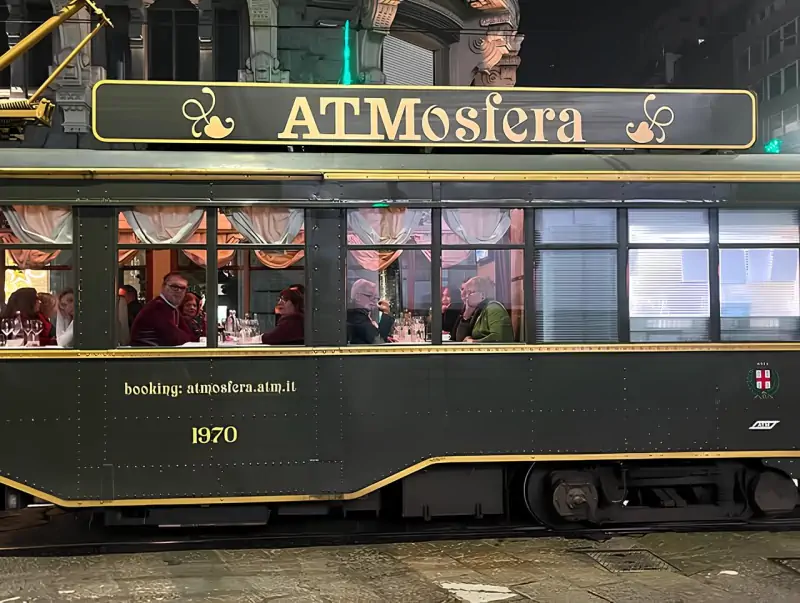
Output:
top-left (451, 276), bottom-right (513, 343)
top-left (346, 279), bottom-right (394, 345)
top-left (261, 285), bottom-right (304, 345)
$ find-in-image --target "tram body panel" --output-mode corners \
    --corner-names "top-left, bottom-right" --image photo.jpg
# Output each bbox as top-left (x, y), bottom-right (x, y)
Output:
top-left (0, 350), bottom-right (795, 504)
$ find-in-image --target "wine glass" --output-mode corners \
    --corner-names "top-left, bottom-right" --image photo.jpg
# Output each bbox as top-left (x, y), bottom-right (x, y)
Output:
top-left (33, 319), bottom-right (43, 345)
top-left (0, 319), bottom-right (12, 342)
top-left (21, 319), bottom-right (33, 346)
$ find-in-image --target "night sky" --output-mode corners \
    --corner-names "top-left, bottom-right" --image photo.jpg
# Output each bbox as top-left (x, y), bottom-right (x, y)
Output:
top-left (517, 1), bottom-right (667, 87)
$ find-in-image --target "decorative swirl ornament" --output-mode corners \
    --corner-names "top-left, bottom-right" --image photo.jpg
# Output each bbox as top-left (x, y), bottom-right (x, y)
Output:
top-left (626, 94), bottom-right (675, 144)
top-left (181, 87), bottom-right (235, 140)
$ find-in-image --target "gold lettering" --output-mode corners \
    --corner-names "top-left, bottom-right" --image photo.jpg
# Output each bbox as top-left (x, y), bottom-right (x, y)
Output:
top-left (483, 92), bottom-right (502, 142)
top-left (421, 105), bottom-right (450, 142)
top-left (319, 97), bottom-right (364, 139)
top-left (364, 98), bottom-right (422, 140)
top-left (530, 108), bottom-right (556, 142)
top-left (455, 107), bottom-right (480, 142)
top-left (192, 426), bottom-right (238, 444)
top-left (501, 107), bottom-right (528, 143)
top-left (277, 97), bottom-right (322, 140)
top-left (557, 108), bottom-right (585, 143)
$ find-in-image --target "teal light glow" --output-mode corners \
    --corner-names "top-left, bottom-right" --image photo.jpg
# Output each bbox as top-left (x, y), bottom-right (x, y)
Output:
top-left (764, 138), bottom-right (783, 154)
top-left (341, 20), bottom-right (353, 85)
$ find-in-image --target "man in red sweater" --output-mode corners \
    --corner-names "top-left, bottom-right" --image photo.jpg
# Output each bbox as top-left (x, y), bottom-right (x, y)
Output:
top-left (130, 272), bottom-right (199, 347)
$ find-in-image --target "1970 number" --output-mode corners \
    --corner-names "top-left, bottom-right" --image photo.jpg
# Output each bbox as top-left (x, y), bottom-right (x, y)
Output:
top-left (191, 426), bottom-right (238, 444)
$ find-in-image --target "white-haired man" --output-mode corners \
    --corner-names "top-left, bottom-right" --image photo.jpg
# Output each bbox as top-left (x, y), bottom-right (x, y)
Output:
top-left (346, 279), bottom-right (394, 344)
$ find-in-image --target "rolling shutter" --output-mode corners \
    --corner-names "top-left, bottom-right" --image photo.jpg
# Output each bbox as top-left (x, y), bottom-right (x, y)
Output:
top-left (382, 35), bottom-right (434, 86)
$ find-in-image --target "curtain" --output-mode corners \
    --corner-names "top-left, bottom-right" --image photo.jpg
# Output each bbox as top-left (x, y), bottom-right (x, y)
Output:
top-left (347, 234), bottom-right (403, 271)
top-left (225, 207), bottom-right (303, 245)
top-left (346, 208), bottom-right (427, 270)
top-left (225, 207), bottom-right (304, 269)
top-left (2, 205), bottom-right (72, 244)
top-left (255, 231), bottom-right (306, 269)
top-left (414, 232), bottom-right (471, 268)
top-left (118, 231), bottom-right (139, 265)
top-left (443, 208), bottom-right (511, 245)
top-left (0, 232), bottom-right (60, 268)
top-left (181, 233), bottom-right (241, 268)
top-left (347, 208), bottom-right (428, 245)
top-left (122, 206), bottom-right (203, 244)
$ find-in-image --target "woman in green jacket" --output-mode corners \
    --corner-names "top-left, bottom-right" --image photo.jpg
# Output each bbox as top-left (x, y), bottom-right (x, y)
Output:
top-left (452, 276), bottom-right (514, 343)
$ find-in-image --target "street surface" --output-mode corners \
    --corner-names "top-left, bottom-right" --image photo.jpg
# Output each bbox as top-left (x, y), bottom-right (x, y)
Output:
top-left (1, 530), bottom-right (800, 602)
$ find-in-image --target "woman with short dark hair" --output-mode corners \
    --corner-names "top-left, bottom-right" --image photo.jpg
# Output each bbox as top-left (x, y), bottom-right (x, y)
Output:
top-left (262, 285), bottom-right (304, 345)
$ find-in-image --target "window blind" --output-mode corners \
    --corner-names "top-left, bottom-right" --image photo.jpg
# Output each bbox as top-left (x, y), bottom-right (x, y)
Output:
top-left (383, 36), bottom-right (434, 86)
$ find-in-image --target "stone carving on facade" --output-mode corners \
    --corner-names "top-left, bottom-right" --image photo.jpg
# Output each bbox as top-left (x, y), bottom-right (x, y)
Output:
top-left (48, 0), bottom-right (105, 133)
top-left (358, 0), bottom-right (403, 85)
top-left (239, 0), bottom-right (289, 82)
top-left (466, 0), bottom-right (523, 87)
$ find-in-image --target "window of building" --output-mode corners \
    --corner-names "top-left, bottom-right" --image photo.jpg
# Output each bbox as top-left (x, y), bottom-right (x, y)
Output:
top-left (148, 0), bottom-right (200, 81)
top-left (383, 36), bottom-right (434, 86)
top-left (769, 30), bottom-right (782, 60)
top-left (738, 48), bottom-right (750, 74)
top-left (751, 40), bottom-right (765, 67)
top-left (534, 209), bottom-right (618, 343)
top-left (784, 105), bottom-right (799, 132)
top-left (440, 209), bottom-right (523, 343)
top-left (784, 19), bottom-right (797, 49)
top-left (25, 4), bottom-right (54, 89)
top-left (785, 62), bottom-right (798, 92)
top-left (104, 5), bottom-right (132, 79)
top-left (719, 210), bottom-right (800, 341)
top-left (770, 112), bottom-right (783, 136)
top-left (628, 210), bottom-right (710, 342)
top-left (0, 206), bottom-right (74, 348)
top-left (770, 70), bottom-right (783, 98)
top-left (214, 9), bottom-right (241, 82)
top-left (346, 208), bottom-right (432, 344)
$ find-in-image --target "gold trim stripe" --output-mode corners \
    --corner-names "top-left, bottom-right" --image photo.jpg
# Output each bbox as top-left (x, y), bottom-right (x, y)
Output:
top-left (2, 451), bottom-right (797, 508)
top-left (3, 169), bottom-right (800, 182)
top-left (6, 341), bottom-right (800, 360)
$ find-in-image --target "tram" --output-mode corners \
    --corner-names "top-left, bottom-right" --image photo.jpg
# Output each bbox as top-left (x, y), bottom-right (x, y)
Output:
top-left (1, 81), bottom-right (799, 530)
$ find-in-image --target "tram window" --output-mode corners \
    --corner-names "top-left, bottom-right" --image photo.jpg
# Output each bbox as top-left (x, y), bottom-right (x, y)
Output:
top-left (629, 249), bottom-right (710, 342)
top-left (0, 205), bottom-right (74, 348)
top-left (217, 208), bottom-right (305, 346)
top-left (535, 209), bottom-right (617, 244)
top-left (439, 209), bottom-right (523, 343)
top-left (535, 250), bottom-right (618, 343)
top-left (346, 208), bottom-right (431, 345)
top-left (628, 209), bottom-right (709, 244)
top-left (719, 209), bottom-right (800, 244)
top-left (118, 207), bottom-right (208, 347)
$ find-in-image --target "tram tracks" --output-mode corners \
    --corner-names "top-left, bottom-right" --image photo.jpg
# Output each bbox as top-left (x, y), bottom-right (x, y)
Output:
top-left (1, 509), bottom-right (800, 557)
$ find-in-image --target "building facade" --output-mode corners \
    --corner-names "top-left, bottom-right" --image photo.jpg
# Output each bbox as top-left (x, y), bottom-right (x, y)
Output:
top-left (734, 0), bottom-right (800, 150)
top-left (0, 0), bottom-right (524, 148)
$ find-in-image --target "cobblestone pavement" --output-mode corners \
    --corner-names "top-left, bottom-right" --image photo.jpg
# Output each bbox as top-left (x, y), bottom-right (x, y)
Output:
top-left (1, 531), bottom-right (800, 602)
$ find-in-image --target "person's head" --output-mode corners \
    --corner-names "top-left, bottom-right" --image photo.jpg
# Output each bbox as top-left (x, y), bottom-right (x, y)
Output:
top-left (351, 279), bottom-right (379, 311)
top-left (58, 288), bottom-right (75, 320)
top-left (277, 285), bottom-right (304, 316)
top-left (119, 284), bottom-right (138, 304)
top-left (180, 291), bottom-right (201, 318)
top-left (461, 276), bottom-right (494, 309)
top-left (161, 272), bottom-right (189, 307)
top-left (442, 286), bottom-right (453, 308)
top-left (2, 287), bottom-right (39, 318)
top-left (38, 292), bottom-right (57, 319)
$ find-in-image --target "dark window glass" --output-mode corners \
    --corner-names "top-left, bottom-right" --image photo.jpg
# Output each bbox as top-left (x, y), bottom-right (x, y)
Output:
top-left (105, 6), bottom-right (132, 80)
top-left (770, 71), bottom-right (783, 98)
top-left (214, 9), bottom-right (241, 82)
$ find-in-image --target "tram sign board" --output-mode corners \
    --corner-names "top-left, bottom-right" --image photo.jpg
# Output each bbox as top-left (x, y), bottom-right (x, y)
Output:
top-left (91, 81), bottom-right (756, 150)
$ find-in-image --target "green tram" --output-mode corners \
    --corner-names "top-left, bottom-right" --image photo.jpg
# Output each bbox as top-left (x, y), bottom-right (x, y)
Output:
top-left (0, 82), bottom-right (797, 530)
top-left (0, 148), bottom-right (799, 529)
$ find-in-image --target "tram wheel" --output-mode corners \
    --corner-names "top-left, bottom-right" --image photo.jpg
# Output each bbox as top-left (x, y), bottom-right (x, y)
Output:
top-left (523, 464), bottom-right (601, 531)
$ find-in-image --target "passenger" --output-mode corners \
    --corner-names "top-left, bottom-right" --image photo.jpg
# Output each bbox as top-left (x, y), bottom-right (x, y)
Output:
top-left (0, 287), bottom-right (55, 345)
top-left (262, 285), bottom-right (304, 345)
top-left (56, 288), bottom-right (74, 348)
top-left (346, 279), bottom-right (394, 344)
top-left (130, 272), bottom-right (199, 347)
top-left (441, 285), bottom-right (461, 335)
top-left (451, 276), bottom-right (513, 343)
top-left (38, 292), bottom-right (57, 322)
top-left (180, 291), bottom-right (206, 339)
top-left (275, 283), bottom-right (304, 326)
top-left (119, 284), bottom-right (143, 328)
